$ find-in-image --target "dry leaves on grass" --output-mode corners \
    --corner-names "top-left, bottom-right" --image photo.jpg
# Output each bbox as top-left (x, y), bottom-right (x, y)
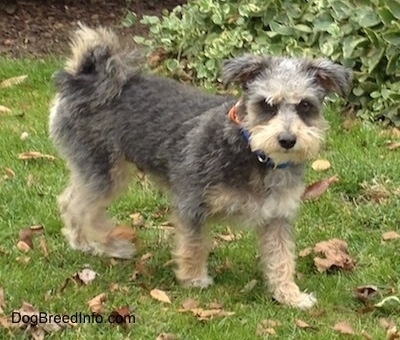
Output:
top-left (179, 299), bottom-right (234, 321)
top-left (217, 227), bottom-right (243, 242)
top-left (3, 167), bottom-right (15, 180)
top-left (354, 285), bottom-right (380, 305)
top-left (60, 267), bottom-right (99, 292)
top-left (10, 301), bottom-right (74, 339)
top-left (150, 289), bottom-right (171, 304)
top-left (88, 293), bottom-right (107, 314)
top-left (360, 178), bottom-right (394, 204)
top-left (332, 321), bottom-right (355, 335)
top-left (108, 306), bottom-right (134, 328)
top-left (129, 212), bottom-right (145, 228)
top-left (295, 319), bottom-right (315, 330)
top-left (0, 75), bottom-right (28, 88)
top-left (386, 141), bottom-right (400, 151)
top-left (240, 279), bottom-right (258, 293)
top-left (380, 318), bottom-right (400, 340)
top-left (382, 231), bottom-right (400, 241)
top-left (311, 159), bottom-right (331, 171)
top-left (300, 239), bottom-right (356, 273)
top-left (18, 151), bottom-right (56, 161)
top-left (302, 175), bottom-right (340, 200)
top-left (17, 225), bottom-right (44, 252)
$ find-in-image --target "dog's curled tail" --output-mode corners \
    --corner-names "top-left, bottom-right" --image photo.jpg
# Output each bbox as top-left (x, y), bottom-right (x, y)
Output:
top-left (55, 24), bottom-right (141, 106)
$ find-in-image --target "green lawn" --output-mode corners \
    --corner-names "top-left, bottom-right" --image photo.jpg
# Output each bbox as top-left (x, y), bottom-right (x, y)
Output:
top-left (0, 57), bottom-right (399, 339)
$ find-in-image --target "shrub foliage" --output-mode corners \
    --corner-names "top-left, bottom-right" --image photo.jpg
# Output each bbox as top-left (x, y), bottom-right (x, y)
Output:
top-left (135, 0), bottom-right (400, 125)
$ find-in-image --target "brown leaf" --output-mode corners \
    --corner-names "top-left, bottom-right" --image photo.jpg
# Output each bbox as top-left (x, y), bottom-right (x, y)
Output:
top-left (131, 261), bottom-right (151, 280)
top-left (382, 231), bottom-right (400, 241)
top-left (240, 279), bottom-right (258, 293)
top-left (388, 327), bottom-right (400, 340)
top-left (109, 283), bottom-right (120, 292)
top-left (141, 252), bottom-right (153, 261)
top-left (0, 105), bottom-right (12, 114)
top-left (18, 225), bottom-right (44, 250)
top-left (150, 289), bottom-right (171, 304)
top-left (215, 258), bottom-right (232, 273)
top-left (387, 142), bottom-right (400, 150)
top-left (193, 308), bottom-right (235, 321)
top-left (332, 321), bottom-right (355, 335)
top-left (208, 301), bottom-right (224, 309)
top-left (39, 238), bottom-right (49, 257)
top-left (354, 285), bottom-right (379, 304)
top-left (302, 176), bottom-right (340, 200)
top-left (0, 75), bottom-right (28, 88)
top-left (18, 151), bottom-right (56, 161)
top-left (109, 225), bottom-right (137, 243)
top-left (181, 298), bottom-right (200, 310)
top-left (88, 293), bottom-right (107, 314)
top-left (361, 330), bottom-right (373, 340)
top-left (3, 168), bottom-right (15, 179)
top-left (129, 212), bottom-right (145, 227)
top-left (311, 159), bottom-right (331, 171)
top-left (380, 318), bottom-right (396, 330)
top-left (109, 306), bottom-right (134, 328)
top-left (295, 319), bottom-right (313, 329)
top-left (156, 333), bottom-right (178, 340)
top-left (313, 239), bottom-right (356, 273)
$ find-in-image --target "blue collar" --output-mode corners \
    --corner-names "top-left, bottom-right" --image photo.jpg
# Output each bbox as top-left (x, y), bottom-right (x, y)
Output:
top-left (241, 129), bottom-right (294, 169)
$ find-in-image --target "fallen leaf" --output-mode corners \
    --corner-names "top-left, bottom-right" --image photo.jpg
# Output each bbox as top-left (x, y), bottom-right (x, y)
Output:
top-left (208, 301), bottom-right (223, 309)
top-left (218, 233), bottom-right (235, 242)
top-left (388, 326), bottom-right (400, 340)
top-left (380, 128), bottom-right (400, 138)
top-left (311, 159), bottom-right (331, 171)
top-left (156, 333), bottom-right (177, 340)
top-left (3, 168), bottom-right (15, 179)
top-left (382, 231), bottom-right (400, 241)
top-left (88, 293), bottom-right (107, 314)
top-left (150, 289), bottom-right (171, 304)
top-left (0, 287), bottom-right (4, 314)
top-left (39, 238), bottom-right (49, 257)
top-left (360, 178), bottom-right (392, 204)
top-left (109, 306), bottom-right (134, 328)
top-left (354, 285), bottom-right (379, 305)
top-left (129, 212), bottom-right (145, 227)
top-left (75, 268), bottom-right (98, 285)
top-left (18, 225), bottom-right (45, 250)
top-left (109, 225), bottom-right (137, 243)
top-left (215, 258), bottom-right (232, 273)
top-left (313, 239), bottom-right (356, 273)
top-left (380, 318), bottom-right (396, 330)
top-left (302, 176), bottom-right (340, 200)
top-left (332, 321), bottom-right (355, 335)
top-left (109, 283), bottom-right (120, 292)
top-left (193, 308), bottom-right (235, 321)
top-left (18, 151), bottom-right (56, 161)
top-left (0, 75), bottom-right (28, 88)
top-left (162, 259), bottom-right (176, 267)
top-left (0, 105), bottom-right (12, 114)
top-left (361, 330), bottom-right (373, 340)
top-left (181, 298), bottom-right (200, 310)
top-left (240, 279), bottom-right (258, 293)
top-left (141, 252), bottom-right (153, 261)
top-left (387, 142), bottom-right (400, 150)
top-left (295, 319), bottom-right (313, 329)
top-left (20, 132), bottom-right (29, 140)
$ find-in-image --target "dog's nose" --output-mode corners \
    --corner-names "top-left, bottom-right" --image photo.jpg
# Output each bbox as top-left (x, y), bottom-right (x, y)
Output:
top-left (278, 133), bottom-right (296, 149)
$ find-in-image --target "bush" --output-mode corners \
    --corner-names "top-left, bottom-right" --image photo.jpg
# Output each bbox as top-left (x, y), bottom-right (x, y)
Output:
top-left (134, 0), bottom-right (400, 125)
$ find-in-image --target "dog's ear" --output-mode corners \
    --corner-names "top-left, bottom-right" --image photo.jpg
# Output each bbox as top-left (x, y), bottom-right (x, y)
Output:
top-left (221, 54), bottom-right (269, 89)
top-left (306, 59), bottom-right (353, 97)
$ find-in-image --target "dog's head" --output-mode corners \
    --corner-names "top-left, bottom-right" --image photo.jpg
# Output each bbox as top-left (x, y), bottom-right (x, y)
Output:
top-left (222, 55), bottom-right (352, 165)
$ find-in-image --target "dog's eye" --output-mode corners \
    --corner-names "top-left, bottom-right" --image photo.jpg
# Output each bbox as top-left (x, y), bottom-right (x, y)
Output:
top-left (259, 100), bottom-right (278, 116)
top-left (296, 100), bottom-right (313, 116)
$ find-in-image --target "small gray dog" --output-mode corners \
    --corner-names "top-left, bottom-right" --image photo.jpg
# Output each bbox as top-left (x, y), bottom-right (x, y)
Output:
top-left (49, 26), bottom-right (352, 309)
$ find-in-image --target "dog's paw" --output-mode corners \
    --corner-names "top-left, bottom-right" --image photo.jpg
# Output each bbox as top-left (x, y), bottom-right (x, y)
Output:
top-left (102, 239), bottom-right (136, 259)
top-left (293, 292), bottom-right (317, 309)
top-left (181, 276), bottom-right (214, 289)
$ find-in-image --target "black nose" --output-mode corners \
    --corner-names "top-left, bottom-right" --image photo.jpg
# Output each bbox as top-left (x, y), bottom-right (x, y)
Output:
top-left (278, 133), bottom-right (296, 149)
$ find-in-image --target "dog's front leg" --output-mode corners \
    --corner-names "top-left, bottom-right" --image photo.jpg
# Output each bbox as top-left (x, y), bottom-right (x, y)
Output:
top-left (258, 218), bottom-right (316, 309)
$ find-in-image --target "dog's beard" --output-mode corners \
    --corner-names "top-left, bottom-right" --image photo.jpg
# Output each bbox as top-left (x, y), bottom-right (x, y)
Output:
top-left (248, 123), bottom-right (325, 165)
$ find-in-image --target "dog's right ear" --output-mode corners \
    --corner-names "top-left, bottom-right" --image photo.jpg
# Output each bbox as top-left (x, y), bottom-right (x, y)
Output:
top-left (221, 54), bottom-right (269, 89)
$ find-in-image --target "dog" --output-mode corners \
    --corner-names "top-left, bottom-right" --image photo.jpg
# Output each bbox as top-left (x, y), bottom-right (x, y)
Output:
top-left (49, 26), bottom-right (352, 309)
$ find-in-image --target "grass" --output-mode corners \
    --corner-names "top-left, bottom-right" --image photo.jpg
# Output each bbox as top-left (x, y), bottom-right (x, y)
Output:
top-left (0, 57), bottom-right (400, 339)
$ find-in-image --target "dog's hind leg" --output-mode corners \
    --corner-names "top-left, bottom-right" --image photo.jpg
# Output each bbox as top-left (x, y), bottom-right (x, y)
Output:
top-left (59, 158), bottom-right (135, 259)
top-left (173, 213), bottom-right (213, 288)
top-left (258, 218), bottom-right (316, 309)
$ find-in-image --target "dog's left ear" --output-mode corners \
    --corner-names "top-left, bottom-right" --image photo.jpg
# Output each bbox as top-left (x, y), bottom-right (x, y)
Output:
top-left (306, 59), bottom-right (353, 97)
top-left (221, 54), bottom-right (269, 89)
